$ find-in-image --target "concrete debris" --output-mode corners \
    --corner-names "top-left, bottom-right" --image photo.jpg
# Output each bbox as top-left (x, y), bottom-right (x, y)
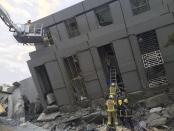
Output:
top-left (147, 113), bottom-right (161, 124)
top-left (0, 121), bottom-right (48, 131)
top-left (149, 107), bottom-right (163, 113)
top-left (147, 115), bottom-right (167, 127)
top-left (0, 85), bottom-right (174, 131)
top-left (1, 84), bottom-right (17, 93)
top-left (166, 104), bottom-right (174, 117)
top-left (44, 105), bottom-right (59, 114)
top-left (142, 93), bottom-right (172, 108)
top-left (15, 122), bottom-right (48, 131)
top-left (86, 123), bottom-right (96, 131)
top-left (97, 125), bottom-right (131, 131)
top-left (138, 121), bottom-right (147, 130)
top-left (37, 112), bottom-right (61, 122)
top-left (47, 93), bottom-right (56, 105)
top-left (9, 87), bottom-right (25, 123)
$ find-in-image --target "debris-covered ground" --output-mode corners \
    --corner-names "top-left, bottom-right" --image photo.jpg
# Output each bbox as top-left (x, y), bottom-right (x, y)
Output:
top-left (0, 83), bottom-right (174, 131)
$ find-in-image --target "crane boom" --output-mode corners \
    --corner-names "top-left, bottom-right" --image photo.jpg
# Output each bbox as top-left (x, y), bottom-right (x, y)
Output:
top-left (0, 4), bottom-right (45, 44)
top-left (0, 4), bottom-right (21, 33)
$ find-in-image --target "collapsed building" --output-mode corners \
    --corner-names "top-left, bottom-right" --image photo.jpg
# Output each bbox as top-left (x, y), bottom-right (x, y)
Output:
top-left (27, 0), bottom-right (174, 109)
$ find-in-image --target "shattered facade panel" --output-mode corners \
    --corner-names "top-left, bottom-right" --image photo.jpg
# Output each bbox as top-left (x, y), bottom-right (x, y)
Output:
top-left (27, 0), bottom-right (174, 108)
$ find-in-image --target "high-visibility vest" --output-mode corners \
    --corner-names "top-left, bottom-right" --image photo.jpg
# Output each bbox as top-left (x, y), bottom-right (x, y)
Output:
top-left (106, 99), bottom-right (116, 112)
top-left (109, 86), bottom-right (116, 95)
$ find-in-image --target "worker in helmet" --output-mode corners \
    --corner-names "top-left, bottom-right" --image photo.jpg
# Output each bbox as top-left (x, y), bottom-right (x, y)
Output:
top-left (106, 95), bottom-right (117, 128)
top-left (123, 98), bottom-right (134, 131)
top-left (24, 20), bottom-right (32, 34)
top-left (109, 83), bottom-right (117, 96)
top-left (117, 99), bottom-right (125, 126)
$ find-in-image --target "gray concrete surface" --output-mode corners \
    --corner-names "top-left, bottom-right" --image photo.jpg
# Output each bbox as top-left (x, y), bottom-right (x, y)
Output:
top-left (27, 0), bottom-right (174, 108)
top-left (19, 77), bottom-right (38, 103)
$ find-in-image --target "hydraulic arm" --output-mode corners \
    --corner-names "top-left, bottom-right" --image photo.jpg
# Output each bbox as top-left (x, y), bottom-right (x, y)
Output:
top-left (0, 4), bottom-right (44, 44)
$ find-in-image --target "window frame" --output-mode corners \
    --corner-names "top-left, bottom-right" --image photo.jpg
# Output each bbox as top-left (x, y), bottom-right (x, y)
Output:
top-left (94, 5), bottom-right (113, 27)
top-left (64, 17), bottom-right (80, 38)
top-left (130, 0), bottom-right (150, 15)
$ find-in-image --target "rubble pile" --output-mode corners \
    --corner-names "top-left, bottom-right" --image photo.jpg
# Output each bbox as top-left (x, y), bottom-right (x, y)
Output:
top-left (32, 94), bottom-right (174, 131)
top-left (33, 106), bottom-right (107, 131)
top-left (132, 93), bottom-right (174, 131)
top-left (0, 82), bottom-right (174, 131)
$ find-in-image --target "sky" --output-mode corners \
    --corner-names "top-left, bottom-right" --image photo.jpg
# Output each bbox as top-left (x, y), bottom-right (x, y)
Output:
top-left (0, 0), bottom-right (83, 85)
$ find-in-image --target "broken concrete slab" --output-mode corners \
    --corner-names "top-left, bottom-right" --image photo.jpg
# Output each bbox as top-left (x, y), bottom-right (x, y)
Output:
top-left (161, 109), bottom-right (170, 118)
top-left (14, 122), bottom-right (48, 131)
top-left (37, 112), bottom-right (61, 122)
top-left (149, 107), bottom-right (163, 113)
top-left (44, 105), bottom-right (59, 114)
top-left (143, 93), bottom-right (172, 108)
top-left (147, 113), bottom-right (167, 127)
top-left (46, 93), bottom-right (56, 105)
top-left (149, 117), bottom-right (167, 127)
top-left (147, 113), bottom-right (161, 123)
top-left (63, 115), bottom-right (81, 123)
top-left (2, 85), bottom-right (16, 94)
top-left (166, 104), bottom-right (174, 117)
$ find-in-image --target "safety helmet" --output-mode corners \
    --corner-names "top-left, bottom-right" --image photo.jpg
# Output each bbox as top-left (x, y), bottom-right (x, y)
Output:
top-left (118, 99), bottom-right (122, 106)
top-left (111, 83), bottom-right (115, 86)
top-left (124, 98), bottom-right (128, 103)
top-left (109, 95), bottom-right (114, 99)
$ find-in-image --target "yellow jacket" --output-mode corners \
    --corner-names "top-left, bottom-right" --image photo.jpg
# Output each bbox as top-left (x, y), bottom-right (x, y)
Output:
top-left (106, 99), bottom-right (116, 112)
top-left (109, 86), bottom-right (116, 95)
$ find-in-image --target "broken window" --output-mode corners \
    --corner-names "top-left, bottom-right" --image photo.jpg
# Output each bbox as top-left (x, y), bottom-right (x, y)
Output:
top-left (130, 0), bottom-right (150, 15)
top-left (65, 17), bottom-right (80, 38)
top-left (137, 30), bottom-right (168, 88)
top-left (35, 65), bottom-right (55, 104)
top-left (64, 55), bottom-right (88, 101)
top-left (44, 29), bottom-right (54, 45)
top-left (95, 5), bottom-right (113, 27)
top-left (97, 44), bottom-right (124, 87)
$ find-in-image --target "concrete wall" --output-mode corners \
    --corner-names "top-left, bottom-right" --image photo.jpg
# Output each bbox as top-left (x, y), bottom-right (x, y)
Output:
top-left (19, 77), bottom-right (38, 103)
top-left (28, 0), bottom-right (174, 107)
top-left (113, 38), bottom-right (142, 92)
top-left (28, 46), bottom-right (73, 107)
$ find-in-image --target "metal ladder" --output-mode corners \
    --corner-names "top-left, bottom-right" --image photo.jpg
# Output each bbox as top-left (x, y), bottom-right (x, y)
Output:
top-left (110, 66), bottom-right (117, 84)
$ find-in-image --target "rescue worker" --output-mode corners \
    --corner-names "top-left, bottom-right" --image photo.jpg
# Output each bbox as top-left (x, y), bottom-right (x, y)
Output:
top-left (24, 20), bottom-right (31, 33)
top-left (117, 99), bottom-right (125, 126)
top-left (109, 83), bottom-right (117, 96)
top-left (123, 98), bottom-right (134, 131)
top-left (27, 20), bottom-right (31, 24)
top-left (106, 95), bottom-right (117, 128)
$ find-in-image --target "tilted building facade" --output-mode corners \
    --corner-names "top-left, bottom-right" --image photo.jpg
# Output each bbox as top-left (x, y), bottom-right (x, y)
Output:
top-left (27, 0), bottom-right (174, 108)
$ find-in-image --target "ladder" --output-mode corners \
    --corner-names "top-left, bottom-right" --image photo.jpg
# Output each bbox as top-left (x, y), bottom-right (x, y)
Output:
top-left (110, 66), bottom-right (117, 84)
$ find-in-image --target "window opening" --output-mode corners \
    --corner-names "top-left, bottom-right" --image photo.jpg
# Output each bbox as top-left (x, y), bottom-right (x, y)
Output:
top-left (137, 30), bottom-right (168, 88)
top-left (130, 0), bottom-right (150, 15)
top-left (95, 5), bottom-right (113, 26)
top-left (35, 65), bottom-right (56, 105)
top-left (65, 17), bottom-right (80, 38)
top-left (97, 44), bottom-right (124, 87)
top-left (64, 55), bottom-right (88, 102)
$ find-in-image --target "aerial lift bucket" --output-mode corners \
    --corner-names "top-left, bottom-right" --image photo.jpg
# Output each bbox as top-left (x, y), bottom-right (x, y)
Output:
top-left (13, 24), bottom-right (45, 44)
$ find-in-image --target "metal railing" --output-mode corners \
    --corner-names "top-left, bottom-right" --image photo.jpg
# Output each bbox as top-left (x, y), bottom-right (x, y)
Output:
top-left (15, 23), bottom-right (43, 35)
